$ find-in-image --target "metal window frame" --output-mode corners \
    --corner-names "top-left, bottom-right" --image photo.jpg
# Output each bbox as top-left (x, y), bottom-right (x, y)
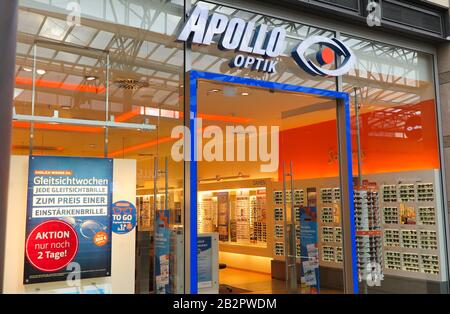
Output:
top-left (186, 70), bottom-right (358, 294)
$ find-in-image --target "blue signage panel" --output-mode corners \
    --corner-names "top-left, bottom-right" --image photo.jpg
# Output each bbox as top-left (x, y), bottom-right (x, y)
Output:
top-left (299, 206), bottom-right (320, 294)
top-left (154, 210), bottom-right (171, 294)
top-left (24, 156), bottom-right (113, 284)
top-left (197, 236), bottom-right (213, 289)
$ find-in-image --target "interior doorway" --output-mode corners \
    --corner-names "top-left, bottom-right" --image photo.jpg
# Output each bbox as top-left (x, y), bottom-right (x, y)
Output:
top-left (189, 71), bottom-right (356, 294)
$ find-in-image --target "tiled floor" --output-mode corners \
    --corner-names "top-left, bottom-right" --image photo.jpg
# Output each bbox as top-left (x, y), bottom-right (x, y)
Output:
top-left (219, 267), bottom-right (342, 294)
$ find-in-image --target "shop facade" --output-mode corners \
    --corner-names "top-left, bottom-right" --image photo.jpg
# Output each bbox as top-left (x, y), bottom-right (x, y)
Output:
top-left (1, 0), bottom-right (450, 294)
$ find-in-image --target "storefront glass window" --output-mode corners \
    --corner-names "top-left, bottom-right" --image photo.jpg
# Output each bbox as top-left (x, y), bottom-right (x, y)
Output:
top-left (342, 35), bottom-right (448, 293)
top-left (9, 0), bottom-right (185, 294)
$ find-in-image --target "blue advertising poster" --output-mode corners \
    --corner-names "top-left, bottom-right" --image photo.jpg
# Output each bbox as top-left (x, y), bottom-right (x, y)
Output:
top-left (23, 156), bottom-right (113, 284)
top-left (299, 206), bottom-right (320, 294)
top-left (112, 200), bottom-right (137, 234)
top-left (154, 210), bottom-right (171, 294)
top-left (197, 235), bottom-right (212, 289)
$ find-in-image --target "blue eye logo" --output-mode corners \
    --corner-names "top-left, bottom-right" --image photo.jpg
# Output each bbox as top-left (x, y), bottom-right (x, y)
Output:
top-left (292, 36), bottom-right (355, 77)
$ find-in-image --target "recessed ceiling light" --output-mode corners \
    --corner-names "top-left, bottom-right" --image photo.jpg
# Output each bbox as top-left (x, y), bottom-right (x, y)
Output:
top-left (86, 75), bottom-right (98, 81)
top-left (36, 69), bottom-right (46, 75)
top-left (22, 67), bottom-right (32, 72)
top-left (210, 89), bottom-right (220, 93)
top-left (241, 92), bottom-right (249, 96)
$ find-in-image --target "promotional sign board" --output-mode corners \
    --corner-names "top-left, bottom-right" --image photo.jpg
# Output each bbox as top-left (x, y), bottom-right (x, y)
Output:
top-left (112, 200), bottom-right (137, 234)
top-left (154, 210), bottom-right (171, 294)
top-left (299, 206), bottom-right (320, 294)
top-left (197, 235), bottom-right (213, 289)
top-left (24, 156), bottom-right (113, 284)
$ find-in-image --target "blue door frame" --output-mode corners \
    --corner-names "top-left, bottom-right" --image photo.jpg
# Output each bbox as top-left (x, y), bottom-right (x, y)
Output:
top-left (188, 70), bottom-right (357, 294)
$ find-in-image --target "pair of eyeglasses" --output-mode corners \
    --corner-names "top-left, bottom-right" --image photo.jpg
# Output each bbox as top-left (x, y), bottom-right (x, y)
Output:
top-left (59, 217), bottom-right (108, 240)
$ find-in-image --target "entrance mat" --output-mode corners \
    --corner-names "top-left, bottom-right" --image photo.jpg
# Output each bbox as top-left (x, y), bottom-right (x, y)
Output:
top-left (219, 285), bottom-right (252, 294)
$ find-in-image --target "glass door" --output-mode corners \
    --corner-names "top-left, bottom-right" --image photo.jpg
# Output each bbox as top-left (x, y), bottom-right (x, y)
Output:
top-left (191, 72), bottom-right (355, 294)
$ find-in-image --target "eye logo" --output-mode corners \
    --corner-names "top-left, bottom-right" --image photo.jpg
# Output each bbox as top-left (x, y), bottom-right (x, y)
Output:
top-left (292, 36), bottom-right (355, 77)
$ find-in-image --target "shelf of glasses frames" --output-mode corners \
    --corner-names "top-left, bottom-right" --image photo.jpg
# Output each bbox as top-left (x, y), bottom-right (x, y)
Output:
top-left (335, 227), bottom-right (342, 243)
top-left (275, 224), bottom-right (284, 238)
top-left (273, 191), bottom-right (284, 205)
top-left (293, 189), bottom-right (304, 206)
top-left (275, 242), bottom-right (284, 256)
top-left (253, 222), bottom-right (267, 243)
top-left (354, 188), bottom-right (383, 280)
top-left (418, 206), bottom-right (436, 225)
top-left (321, 207), bottom-right (334, 223)
top-left (402, 252), bottom-right (420, 272)
top-left (274, 207), bottom-right (284, 222)
top-left (420, 254), bottom-right (439, 275)
top-left (335, 246), bottom-right (343, 263)
top-left (296, 224), bottom-right (300, 242)
top-left (321, 226), bottom-right (334, 243)
top-left (399, 184), bottom-right (416, 202)
top-left (401, 229), bottom-right (419, 249)
top-left (356, 235), bottom-right (383, 272)
top-left (385, 251), bottom-right (402, 270)
top-left (320, 188), bottom-right (333, 204)
top-left (419, 230), bottom-right (438, 250)
top-left (384, 229), bottom-right (401, 247)
top-left (417, 183), bottom-right (434, 202)
top-left (322, 246), bottom-right (335, 262)
top-left (296, 243), bottom-right (301, 258)
top-left (383, 206), bottom-right (399, 224)
top-left (354, 189), bottom-right (381, 232)
top-left (333, 188), bottom-right (340, 201)
top-left (295, 206), bottom-right (301, 223)
top-left (382, 185), bottom-right (398, 203)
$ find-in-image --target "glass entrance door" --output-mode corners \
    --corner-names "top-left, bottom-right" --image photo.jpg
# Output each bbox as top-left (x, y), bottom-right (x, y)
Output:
top-left (190, 71), bottom-right (356, 294)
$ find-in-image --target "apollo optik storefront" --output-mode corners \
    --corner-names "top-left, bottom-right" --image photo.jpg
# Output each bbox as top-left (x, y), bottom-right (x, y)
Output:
top-left (3, 0), bottom-right (449, 295)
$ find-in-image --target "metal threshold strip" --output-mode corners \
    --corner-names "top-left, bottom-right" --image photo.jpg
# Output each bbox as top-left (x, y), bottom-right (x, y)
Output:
top-left (13, 112), bottom-right (157, 131)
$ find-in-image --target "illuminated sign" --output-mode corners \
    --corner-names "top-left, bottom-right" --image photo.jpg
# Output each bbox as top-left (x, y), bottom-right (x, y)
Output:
top-left (177, 4), bottom-right (356, 76)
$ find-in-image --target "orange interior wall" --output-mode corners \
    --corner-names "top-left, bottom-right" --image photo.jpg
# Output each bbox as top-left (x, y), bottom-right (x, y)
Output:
top-left (278, 99), bottom-right (440, 180)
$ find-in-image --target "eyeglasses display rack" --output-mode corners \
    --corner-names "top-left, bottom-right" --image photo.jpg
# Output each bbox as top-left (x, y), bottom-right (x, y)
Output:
top-left (318, 187), bottom-right (343, 266)
top-left (194, 169), bottom-right (447, 292)
top-left (381, 178), bottom-right (442, 279)
top-left (197, 181), bottom-right (269, 248)
top-left (272, 189), bottom-right (304, 257)
top-left (354, 185), bottom-right (383, 283)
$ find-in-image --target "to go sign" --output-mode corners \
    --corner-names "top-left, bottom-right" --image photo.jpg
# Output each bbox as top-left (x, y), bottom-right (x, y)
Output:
top-left (111, 201), bottom-right (137, 235)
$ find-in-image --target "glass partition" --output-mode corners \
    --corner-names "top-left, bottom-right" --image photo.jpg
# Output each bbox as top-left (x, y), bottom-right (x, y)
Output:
top-left (13, 0), bottom-right (185, 294)
top-left (342, 35), bottom-right (448, 294)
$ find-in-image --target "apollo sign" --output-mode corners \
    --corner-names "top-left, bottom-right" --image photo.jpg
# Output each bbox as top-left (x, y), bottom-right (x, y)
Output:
top-left (177, 4), bottom-right (356, 77)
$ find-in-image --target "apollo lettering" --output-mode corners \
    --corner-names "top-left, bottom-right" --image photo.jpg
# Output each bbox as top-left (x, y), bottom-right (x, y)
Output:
top-left (177, 4), bottom-right (356, 77)
top-left (177, 4), bottom-right (285, 73)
